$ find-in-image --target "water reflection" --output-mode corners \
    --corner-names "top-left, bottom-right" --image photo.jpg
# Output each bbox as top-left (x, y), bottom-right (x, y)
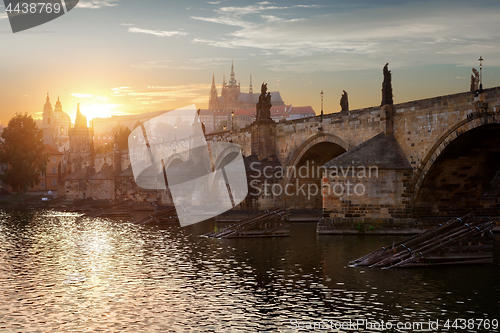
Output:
top-left (0, 209), bottom-right (499, 332)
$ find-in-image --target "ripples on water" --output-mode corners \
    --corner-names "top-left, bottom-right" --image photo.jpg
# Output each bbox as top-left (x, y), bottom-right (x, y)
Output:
top-left (0, 209), bottom-right (499, 332)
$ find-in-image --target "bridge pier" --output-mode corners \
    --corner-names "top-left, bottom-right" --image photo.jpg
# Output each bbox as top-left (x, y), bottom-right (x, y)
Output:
top-left (382, 104), bottom-right (394, 135)
top-left (251, 120), bottom-right (276, 160)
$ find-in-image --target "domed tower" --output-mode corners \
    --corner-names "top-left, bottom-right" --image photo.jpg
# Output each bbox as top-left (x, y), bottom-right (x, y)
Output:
top-left (54, 96), bottom-right (62, 113)
top-left (53, 96), bottom-right (71, 141)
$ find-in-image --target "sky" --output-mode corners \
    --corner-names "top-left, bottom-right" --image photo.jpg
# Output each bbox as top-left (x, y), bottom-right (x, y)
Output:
top-left (1, 0), bottom-right (500, 125)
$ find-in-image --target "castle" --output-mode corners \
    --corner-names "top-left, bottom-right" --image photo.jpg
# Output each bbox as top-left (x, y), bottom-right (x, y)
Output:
top-left (209, 62), bottom-right (284, 113)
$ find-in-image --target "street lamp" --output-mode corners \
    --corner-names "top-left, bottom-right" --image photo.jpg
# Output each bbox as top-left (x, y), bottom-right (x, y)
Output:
top-left (223, 125), bottom-right (227, 131)
top-left (231, 110), bottom-right (234, 130)
top-left (174, 124), bottom-right (177, 141)
top-left (478, 56), bottom-right (484, 92)
top-left (320, 90), bottom-right (324, 117)
top-left (104, 142), bottom-right (107, 162)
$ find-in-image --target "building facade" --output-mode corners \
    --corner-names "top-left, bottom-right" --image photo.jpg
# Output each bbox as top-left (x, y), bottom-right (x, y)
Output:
top-left (29, 144), bottom-right (64, 192)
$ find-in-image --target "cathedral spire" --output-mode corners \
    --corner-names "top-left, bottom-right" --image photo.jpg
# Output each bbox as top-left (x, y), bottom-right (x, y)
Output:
top-left (209, 73), bottom-right (219, 111)
top-left (228, 61), bottom-right (237, 86)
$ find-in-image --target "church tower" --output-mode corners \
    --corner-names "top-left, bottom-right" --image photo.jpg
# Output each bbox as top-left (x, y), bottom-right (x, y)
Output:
top-left (69, 103), bottom-right (94, 172)
top-left (74, 103), bottom-right (88, 129)
top-left (42, 93), bottom-right (55, 145)
top-left (225, 61), bottom-right (240, 104)
top-left (209, 73), bottom-right (218, 111)
top-left (221, 75), bottom-right (227, 99)
top-left (43, 93), bottom-right (53, 126)
top-left (248, 74), bottom-right (253, 104)
top-left (54, 96), bottom-right (62, 113)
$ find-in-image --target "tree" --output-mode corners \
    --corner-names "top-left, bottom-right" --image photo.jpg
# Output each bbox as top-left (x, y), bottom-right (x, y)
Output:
top-left (0, 113), bottom-right (49, 192)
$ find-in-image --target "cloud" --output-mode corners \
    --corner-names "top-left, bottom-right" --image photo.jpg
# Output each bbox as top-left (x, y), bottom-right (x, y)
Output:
top-left (111, 84), bottom-right (211, 107)
top-left (77, 0), bottom-right (119, 9)
top-left (132, 57), bottom-right (238, 70)
top-left (71, 93), bottom-right (110, 101)
top-left (72, 93), bottom-right (93, 98)
top-left (111, 87), bottom-right (133, 97)
top-left (190, 1), bottom-right (500, 72)
top-left (128, 27), bottom-right (189, 37)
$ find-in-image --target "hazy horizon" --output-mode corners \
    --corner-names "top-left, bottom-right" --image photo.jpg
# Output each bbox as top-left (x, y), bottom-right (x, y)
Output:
top-left (1, 0), bottom-right (500, 125)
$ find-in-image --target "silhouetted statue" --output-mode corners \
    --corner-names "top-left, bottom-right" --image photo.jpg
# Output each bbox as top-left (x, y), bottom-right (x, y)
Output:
top-left (261, 82), bottom-right (267, 95)
top-left (340, 90), bottom-right (349, 112)
top-left (470, 68), bottom-right (480, 92)
top-left (256, 82), bottom-right (272, 122)
top-left (381, 63), bottom-right (393, 106)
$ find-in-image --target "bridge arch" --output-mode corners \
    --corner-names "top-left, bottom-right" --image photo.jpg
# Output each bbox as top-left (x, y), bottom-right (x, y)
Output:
top-left (213, 144), bottom-right (245, 171)
top-left (284, 133), bottom-right (348, 209)
top-left (163, 153), bottom-right (185, 169)
top-left (413, 113), bottom-right (500, 216)
top-left (285, 133), bottom-right (347, 183)
top-left (286, 133), bottom-right (347, 172)
top-left (207, 144), bottom-right (246, 205)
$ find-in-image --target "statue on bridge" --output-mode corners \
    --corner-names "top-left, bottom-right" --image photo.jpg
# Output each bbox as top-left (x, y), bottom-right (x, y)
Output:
top-left (470, 68), bottom-right (480, 92)
top-left (340, 90), bottom-right (349, 112)
top-left (381, 63), bottom-right (394, 106)
top-left (256, 82), bottom-right (273, 122)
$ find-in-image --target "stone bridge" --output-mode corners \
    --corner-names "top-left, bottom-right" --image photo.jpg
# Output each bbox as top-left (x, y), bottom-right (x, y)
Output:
top-left (205, 87), bottom-right (500, 220)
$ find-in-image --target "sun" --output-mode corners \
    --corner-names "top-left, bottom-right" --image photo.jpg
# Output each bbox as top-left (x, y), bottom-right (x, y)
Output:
top-left (79, 104), bottom-right (121, 122)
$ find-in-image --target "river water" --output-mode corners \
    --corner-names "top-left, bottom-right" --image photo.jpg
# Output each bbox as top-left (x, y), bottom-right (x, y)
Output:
top-left (0, 209), bottom-right (499, 332)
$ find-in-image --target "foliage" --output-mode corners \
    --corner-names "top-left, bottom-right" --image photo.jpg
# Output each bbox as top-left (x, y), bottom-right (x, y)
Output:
top-left (0, 113), bottom-right (49, 192)
top-left (368, 225), bottom-right (375, 231)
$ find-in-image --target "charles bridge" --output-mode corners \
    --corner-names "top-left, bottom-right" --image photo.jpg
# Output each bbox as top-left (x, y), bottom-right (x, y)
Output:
top-left (205, 85), bottom-right (500, 221)
top-left (64, 66), bottom-right (500, 224)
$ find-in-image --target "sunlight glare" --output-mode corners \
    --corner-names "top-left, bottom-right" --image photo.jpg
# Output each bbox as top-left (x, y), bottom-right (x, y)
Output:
top-left (80, 104), bottom-right (121, 122)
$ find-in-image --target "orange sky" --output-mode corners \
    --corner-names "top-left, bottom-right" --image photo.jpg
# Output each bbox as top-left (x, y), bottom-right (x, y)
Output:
top-left (1, 0), bottom-right (499, 125)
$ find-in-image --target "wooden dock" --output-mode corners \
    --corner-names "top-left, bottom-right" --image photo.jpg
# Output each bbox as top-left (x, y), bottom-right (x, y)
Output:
top-left (204, 207), bottom-right (291, 239)
top-left (133, 206), bottom-right (179, 224)
top-left (83, 201), bottom-right (133, 218)
top-left (350, 213), bottom-right (495, 268)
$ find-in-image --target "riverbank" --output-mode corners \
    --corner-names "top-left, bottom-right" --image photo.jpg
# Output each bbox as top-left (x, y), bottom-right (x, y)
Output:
top-left (2, 195), bottom-right (500, 235)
